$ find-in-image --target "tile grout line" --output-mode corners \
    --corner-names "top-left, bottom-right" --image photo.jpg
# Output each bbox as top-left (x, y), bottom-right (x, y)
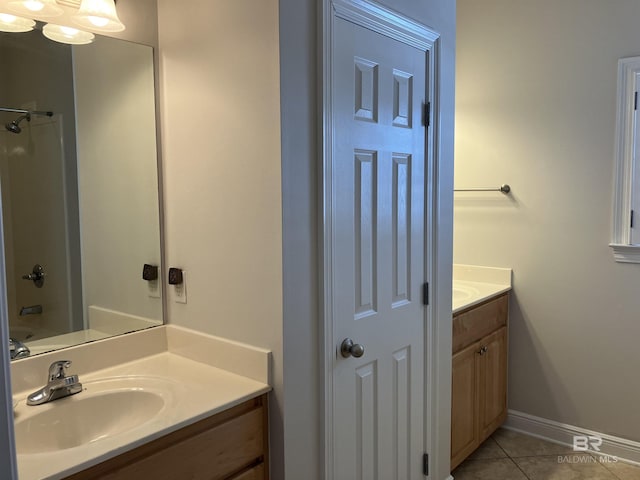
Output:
top-left (501, 453), bottom-right (573, 459)
top-left (491, 435), bottom-right (533, 480)
top-left (588, 453), bottom-right (625, 480)
top-left (481, 430), bottom-right (640, 480)
top-left (509, 456), bottom-right (533, 480)
top-left (490, 434), bottom-right (510, 458)
top-left (509, 452), bottom-right (623, 480)
top-left (501, 444), bottom-right (532, 479)
top-left (463, 431), bottom-right (636, 480)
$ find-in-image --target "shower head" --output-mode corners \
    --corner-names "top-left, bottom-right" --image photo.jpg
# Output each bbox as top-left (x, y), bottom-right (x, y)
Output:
top-left (5, 113), bottom-right (31, 134)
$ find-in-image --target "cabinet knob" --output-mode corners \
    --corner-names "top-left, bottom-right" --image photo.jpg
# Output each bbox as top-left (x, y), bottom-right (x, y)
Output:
top-left (478, 345), bottom-right (488, 356)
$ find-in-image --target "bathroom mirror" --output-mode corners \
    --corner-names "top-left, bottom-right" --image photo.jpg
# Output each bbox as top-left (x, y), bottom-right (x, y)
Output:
top-left (0, 28), bottom-right (163, 359)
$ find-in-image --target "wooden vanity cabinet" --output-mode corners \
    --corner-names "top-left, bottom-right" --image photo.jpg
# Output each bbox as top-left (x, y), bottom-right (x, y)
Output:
top-left (478, 327), bottom-right (508, 441)
top-left (451, 293), bottom-right (508, 471)
top-left (66, 394), bottom-right (269, 480)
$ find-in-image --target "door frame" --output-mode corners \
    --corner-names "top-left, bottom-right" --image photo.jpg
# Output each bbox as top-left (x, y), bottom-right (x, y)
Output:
top-left (320, 0), bottom-right (451, 477)
top-left (0, 182), bottom-right (18, 479)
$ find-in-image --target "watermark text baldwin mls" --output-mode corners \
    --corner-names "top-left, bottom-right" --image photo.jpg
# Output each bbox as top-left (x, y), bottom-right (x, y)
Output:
top-left (556, 436), bottom-right (618, 464)
top-left (558, 455), bottom-right (619, 464)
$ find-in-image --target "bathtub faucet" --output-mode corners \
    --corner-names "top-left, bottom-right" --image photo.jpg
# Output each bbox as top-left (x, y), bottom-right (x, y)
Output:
top-left (9, 337), bottom-right (30, 360)
top-left (20, 305), bottom-right (42, 316)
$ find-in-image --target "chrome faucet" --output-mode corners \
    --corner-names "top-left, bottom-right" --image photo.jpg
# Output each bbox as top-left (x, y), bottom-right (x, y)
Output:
top-left (27, 360), bottom-right (83, 406)
top-left (9, 338), bottom-right (30, 360)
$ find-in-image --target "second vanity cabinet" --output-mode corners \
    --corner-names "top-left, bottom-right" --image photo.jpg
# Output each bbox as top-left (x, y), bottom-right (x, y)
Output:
top-left (65, 394), bottom-right (269, 480)
top-left (451, 293), bottom-right (508, 470)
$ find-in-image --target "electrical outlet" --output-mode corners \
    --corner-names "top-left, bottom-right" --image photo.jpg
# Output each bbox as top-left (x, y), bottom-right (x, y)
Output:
top-left (174, 271), bottom-right (187, 304)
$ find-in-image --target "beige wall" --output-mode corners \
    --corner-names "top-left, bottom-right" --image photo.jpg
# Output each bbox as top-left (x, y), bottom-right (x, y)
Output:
top-left (455, 0), bottom-right (640, 442)
top-left (156, 0), bottom-right (283, 475)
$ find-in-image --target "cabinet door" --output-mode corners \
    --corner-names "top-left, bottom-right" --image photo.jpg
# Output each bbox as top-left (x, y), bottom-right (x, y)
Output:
top-left (478, 327), bottom-right (508, 441)
top-left (451, 340), bottom-right (480, 470)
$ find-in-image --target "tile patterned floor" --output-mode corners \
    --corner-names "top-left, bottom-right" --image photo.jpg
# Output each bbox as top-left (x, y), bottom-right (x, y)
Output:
top-left (452, 428), bottom-right (640, 480)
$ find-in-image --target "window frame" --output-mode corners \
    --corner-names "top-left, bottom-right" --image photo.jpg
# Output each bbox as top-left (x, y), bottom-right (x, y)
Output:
top-left (611, 56), bottom-right (640, 263)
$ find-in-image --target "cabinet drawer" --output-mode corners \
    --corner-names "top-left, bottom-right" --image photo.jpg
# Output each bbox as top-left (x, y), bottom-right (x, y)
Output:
top-left (453, 294), bottom-right (508, 353)
top-left (67, 395), bottom-right (268, 480)
top-left (106, 408), bottom-right (263, 480)
top-left (230, 463), bottom-right (265, 480)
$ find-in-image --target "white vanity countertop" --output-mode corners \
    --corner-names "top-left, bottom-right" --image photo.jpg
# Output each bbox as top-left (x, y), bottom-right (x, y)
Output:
top-left (453, 264), bottom-right (512, 314)
top-left (12, 326), bottom-right (271, 480)
top-left (23, 329), bottom-right (112, 356)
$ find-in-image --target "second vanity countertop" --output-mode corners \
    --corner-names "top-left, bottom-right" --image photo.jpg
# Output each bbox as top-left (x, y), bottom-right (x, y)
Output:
top-left (11, 325), bottom-right (271, 480)
top-left (453, 264), bottom-right (512, 313)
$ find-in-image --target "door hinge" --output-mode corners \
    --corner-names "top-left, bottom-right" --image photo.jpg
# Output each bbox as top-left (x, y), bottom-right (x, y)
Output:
top-left (635, 92), bottom-right (638, 111)
top-left (632, 209), bottom-right (635, 228)
top-left (424, 102), bottom-right (431, 127)
top-left (423, 453), bottom-right (429, 476)
top-left (422, 282), bottom-right (429, 306)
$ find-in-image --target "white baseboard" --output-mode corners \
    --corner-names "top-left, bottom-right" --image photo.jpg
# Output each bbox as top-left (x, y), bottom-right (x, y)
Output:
top-left (504, 410), bottom-right (640, 466)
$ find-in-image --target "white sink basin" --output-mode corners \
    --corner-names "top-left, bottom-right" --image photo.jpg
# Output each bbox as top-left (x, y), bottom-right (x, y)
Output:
top-left (452, 276), bottom-right (511, 313)
top-left (453, 284), bottom-right (479, 302)
top-left (14, 376), bottom-right (174, 455)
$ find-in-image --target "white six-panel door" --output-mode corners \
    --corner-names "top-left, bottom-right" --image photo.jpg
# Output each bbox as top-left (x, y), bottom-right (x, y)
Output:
top-left (330, 12), bottom-right (431, 480)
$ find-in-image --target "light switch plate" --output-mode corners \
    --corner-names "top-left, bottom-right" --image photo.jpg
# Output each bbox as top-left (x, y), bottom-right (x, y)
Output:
top-left (147, 278), bottom-right (161, 299)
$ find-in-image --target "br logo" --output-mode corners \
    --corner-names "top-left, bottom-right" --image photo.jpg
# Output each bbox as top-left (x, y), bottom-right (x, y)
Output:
top-left (573, 435), bottom-right (603, 452)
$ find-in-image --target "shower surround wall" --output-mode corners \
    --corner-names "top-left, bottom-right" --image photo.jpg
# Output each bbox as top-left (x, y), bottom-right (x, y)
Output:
top-left (455, 0), bottom-right (640, 444)
top-left (0, 31), bottom-right (82, 337)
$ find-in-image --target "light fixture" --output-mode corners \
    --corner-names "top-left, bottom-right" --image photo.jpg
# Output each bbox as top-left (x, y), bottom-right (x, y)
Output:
top-left (0, 12), bottom-right (35, 32)
top-left (42, 23), bottom-right (94, 44)
top-left (72, 0), bottom-right (124, 32)
top-left (0, 0), bottom-right (124, 45)
top-left (7, 0), bottom-right (64, 18)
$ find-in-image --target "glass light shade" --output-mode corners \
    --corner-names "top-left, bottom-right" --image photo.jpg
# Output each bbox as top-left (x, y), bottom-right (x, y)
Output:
top-left (7, 0), bottom-right (64, 18)
top-left (72, 0), bottom-right (124, 32)
top-left (43, 23), bottom-right (94, 44)
top-left (0, 12), bottom-right (35, 32)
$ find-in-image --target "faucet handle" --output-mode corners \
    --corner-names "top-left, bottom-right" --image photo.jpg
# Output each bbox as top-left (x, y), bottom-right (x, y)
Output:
top-left (48, 360), bottom-right (71, 381)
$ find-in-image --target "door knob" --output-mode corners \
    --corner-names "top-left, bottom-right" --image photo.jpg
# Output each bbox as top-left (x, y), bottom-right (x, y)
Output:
top-left (340, 338), bottom-right (365, 358)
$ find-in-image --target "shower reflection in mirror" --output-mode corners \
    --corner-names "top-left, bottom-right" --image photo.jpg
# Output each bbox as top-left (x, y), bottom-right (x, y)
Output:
top-left (0, 28), bottom-right (163, 360)
top-left (0, 104), bottom-right (83, 354)
top-left (2, 108), bottom-right (53, 135)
